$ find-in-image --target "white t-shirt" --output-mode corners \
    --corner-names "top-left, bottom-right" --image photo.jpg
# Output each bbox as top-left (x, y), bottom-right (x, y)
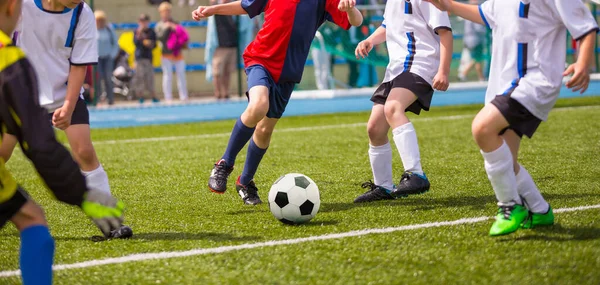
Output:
top-left (480, 0), bottom-right (598, 121)
top-left (16, 0), bottom-right (98, 112)
top-left (382, 0), bottom-right (451, 85)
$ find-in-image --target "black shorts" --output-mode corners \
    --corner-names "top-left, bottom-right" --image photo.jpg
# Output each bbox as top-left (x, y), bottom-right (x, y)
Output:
top-left (47, 97), bottom-right (90, 125)
top-left (491, 95), bottom-right (542, 138)
top-left (371, 71), bottom-right (434, 115)
top-left (0, 186), bottom-right (29, 229)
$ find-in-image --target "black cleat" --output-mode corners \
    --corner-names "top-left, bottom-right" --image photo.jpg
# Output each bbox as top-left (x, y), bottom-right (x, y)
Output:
top-left (91, 225), bottom-right (133, 242)
top-left (390, 171), bottom-right (430, 198)
top-left (235, 176), bottom-right (262, 205)
top-left (110, 225), bottom-right (133, 239)
top-left (354, 181), bottom-right (394, 203)
top-left (208, 159), bottom-right (233, 193)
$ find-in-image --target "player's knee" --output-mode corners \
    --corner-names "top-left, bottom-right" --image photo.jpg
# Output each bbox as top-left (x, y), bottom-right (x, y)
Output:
top-left (12, 201), bottom-right (47, 231)
top-left (367, 121), bottom-right (387, 143)
top-left (255, 124), bottom-right (274, 140)
top-left (246, 101), bottom-right (269, 121)
top-left (471, 120), bottom-right (496, 145)
top-left (383, 102), bottom-right (405, 121)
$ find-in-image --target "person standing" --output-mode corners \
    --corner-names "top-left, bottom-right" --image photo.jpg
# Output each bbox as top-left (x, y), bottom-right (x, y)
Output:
top-left (156, 2), bottom-right (190, 103)
top-left (458, 0), bottom-right (486, 82)
top-left (211, 0), bottom-right (238, 100)
top-left (95, 10), bottom-right (119, 105)
top-left (134, 14), bottom-right (159, 103)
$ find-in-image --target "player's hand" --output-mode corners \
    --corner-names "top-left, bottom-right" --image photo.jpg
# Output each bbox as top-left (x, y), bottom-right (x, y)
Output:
top-left (338, 0), bottom-right (356, 12)
top-left (143, 39), bottom-right (152, 47)
top-left (52, 106), bottom-right (73, 130)
top-left (81, 189), bottom-right (125, 238)
top-left (432, 72), bottom-right (449, 91)
top-left (563, 63), bottom-right (590, 94)
top-left (422, 0), bottom-right (452, 11)
top-left (192, 6), bottom-right (214, 20)
top-left (355, 40), bottom-right (373, 59)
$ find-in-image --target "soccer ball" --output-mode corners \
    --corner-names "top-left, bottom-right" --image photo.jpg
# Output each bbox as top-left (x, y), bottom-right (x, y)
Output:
top-left (268, 173), bottom-right (320, 225)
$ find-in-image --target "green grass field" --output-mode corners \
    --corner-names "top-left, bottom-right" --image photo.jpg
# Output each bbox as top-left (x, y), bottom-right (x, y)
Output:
top-left (1, 97), bottom-right (600, 284)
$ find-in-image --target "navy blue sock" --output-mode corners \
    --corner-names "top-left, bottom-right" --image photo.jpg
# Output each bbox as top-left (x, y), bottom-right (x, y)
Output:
top-left (20, 225), bottom-right (54, 285)
top-left (222, 118), bottom-right (255, 166)
top-left (240, 139), bottom-right (268, 185)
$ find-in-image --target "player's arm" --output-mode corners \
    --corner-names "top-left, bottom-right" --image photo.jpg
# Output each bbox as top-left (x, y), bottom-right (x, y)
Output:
top-left (355, 26), bottom-right (385, 59)
top-left (433, 29), bottom-right (452, 91)
top-left (564, 31), bottom-right (595, 93)
top-left (338, 0), bottom-right (362, 27)
top-left (424, 0), bottom-right (484, 26)
top-left (52, 64), bottom-right (87, 130)
top-left (192, 1), bottom-right (247, 20)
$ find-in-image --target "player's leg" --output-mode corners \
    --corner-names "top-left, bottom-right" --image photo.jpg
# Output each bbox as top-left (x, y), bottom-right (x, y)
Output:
top-left (2, 175), bottom-right (53, 285)
top-left (503, 130), bottom-right (553, 228)
top-left (161, 57), bottom-right (174, 102)
top-left (174, 59), bottom-right (188, 101)
top-left (212, 49), bottom-right (223, 99)
top-left (208, 66), bottom-right (271, 193)
top-left (354, 104), bottom-right (395, 203)
top-left (10, 199), bottom-right (54, 285)
top-left (471, 100), bottom-right (527, 236)
top-left (233, 80), bottom-right (293, 204)
top-left (384, 87), bottom-right (430, 198)
top-left (61, 99), bottom-right (132, 238)
top-left (0, 133), bottom-right (18, 162)
top-left (219, 52), bottom-right (233, 99)
top-left (235, 117), bottom-right (278, 205)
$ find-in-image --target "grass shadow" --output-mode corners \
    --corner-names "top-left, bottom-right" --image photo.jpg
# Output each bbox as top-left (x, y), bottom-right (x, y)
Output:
top-left (502, 224), bottom-right (600, 242)
top-left (321, 192), bottom-right (600, 213)
top-left (53, 232), bottom-right (261, 242)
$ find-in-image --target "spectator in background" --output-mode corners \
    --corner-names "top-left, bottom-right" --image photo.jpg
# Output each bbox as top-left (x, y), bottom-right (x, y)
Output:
top-left (95, 10), bottom-right (119, 105)
top-left (458, 0), bottom-right (486, 82)
top-left (210, 0), bottom-right (238, 100)
top-left (134, 14), bottom-right (159, 103)
top-left (311, 25), bottom-right (333, 90)
top-left (156, 2), bottom-right (190, 103)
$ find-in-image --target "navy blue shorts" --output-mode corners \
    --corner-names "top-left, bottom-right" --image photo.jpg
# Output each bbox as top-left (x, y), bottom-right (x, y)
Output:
top-left (245, 65), bottom-right (295, 119)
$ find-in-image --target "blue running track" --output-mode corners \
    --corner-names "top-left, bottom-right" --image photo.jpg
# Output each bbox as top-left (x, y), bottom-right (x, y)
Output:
top-left (89, 81), bottom-right (600, 129)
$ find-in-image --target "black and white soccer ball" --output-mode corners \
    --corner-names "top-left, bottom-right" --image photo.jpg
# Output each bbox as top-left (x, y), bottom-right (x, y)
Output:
top-left (268, 173), bottom-right (320, 225)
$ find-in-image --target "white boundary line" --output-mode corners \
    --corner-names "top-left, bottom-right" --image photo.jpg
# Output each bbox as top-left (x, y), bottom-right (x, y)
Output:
top-left (94, 114), bottom-right (472, 145)
top-left (1, 203), bottom-right (599, 278)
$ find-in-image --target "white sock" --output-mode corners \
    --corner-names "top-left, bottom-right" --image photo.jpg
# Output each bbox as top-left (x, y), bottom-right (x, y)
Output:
top-left (516, 164), bottom-right (549, 213)
top-left (481, 141), bottom-right (521, 206)
top-left (392, 122), bottom-right (423, 176)
top-left (369, 143), bottom-right (394, 190)
top-left (82, 164), bottom-right (111, 194)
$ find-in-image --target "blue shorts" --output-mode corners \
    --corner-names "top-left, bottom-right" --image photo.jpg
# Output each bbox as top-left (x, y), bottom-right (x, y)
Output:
top-left (245, 65), bottom-right (295, 119)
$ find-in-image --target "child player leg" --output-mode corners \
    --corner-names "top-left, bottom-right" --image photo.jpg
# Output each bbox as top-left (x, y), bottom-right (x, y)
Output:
top-left (502, 130), bottom-right (553, 229)
top-left (354, 104), bottom-right (394, 203)
top-left (384, 88), bottom-right (430, 198)
top-left (471, 104), bottom-right (528, 236)
top-left (208, 85), bottom-right (269, 194)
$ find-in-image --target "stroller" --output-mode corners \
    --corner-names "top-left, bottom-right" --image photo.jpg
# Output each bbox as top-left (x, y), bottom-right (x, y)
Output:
top-left (112, 49), bottom-right (135, 100)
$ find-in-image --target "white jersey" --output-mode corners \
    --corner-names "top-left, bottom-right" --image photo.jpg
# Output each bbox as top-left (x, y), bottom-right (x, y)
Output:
top-left (480, 0), bottom-right (598, 121)
top-left (16, 0), bottom-right (98, 112)
top-left (382, 0), bottom-right (451, 85)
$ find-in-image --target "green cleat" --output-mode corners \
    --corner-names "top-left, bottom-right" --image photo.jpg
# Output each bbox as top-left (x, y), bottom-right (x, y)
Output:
top-left (489, 204), bottom-right (528, 236)
top-left (522, 206), bottom-right (554, 229)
